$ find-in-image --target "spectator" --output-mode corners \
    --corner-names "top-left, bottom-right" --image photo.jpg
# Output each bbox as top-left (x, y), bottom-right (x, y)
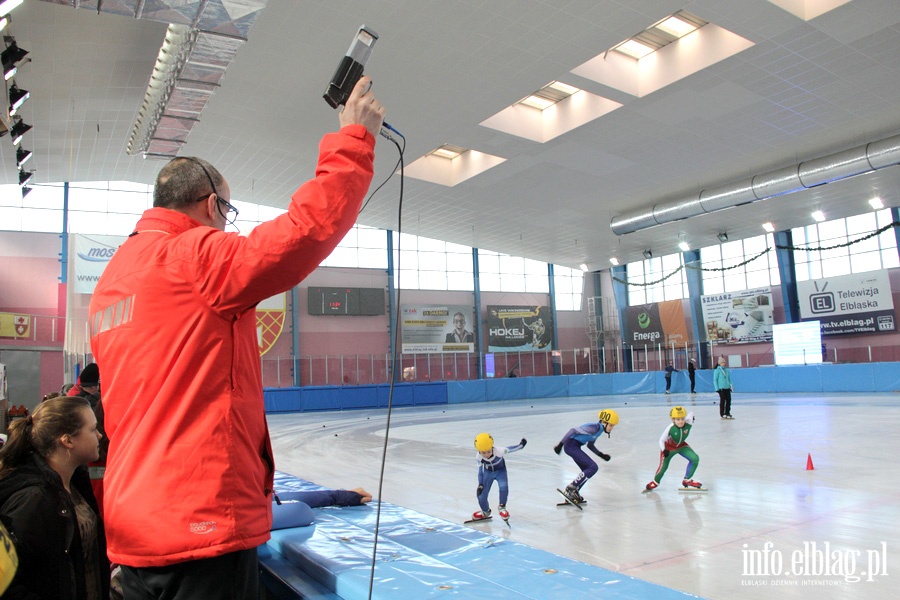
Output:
top-left (0, 396), bottom-right (109, 599)
top-left (88, 77), bottom-right (384, 597)
top-left (664, 362), bottom-right (678, 394)
top-left (714, 357), bottom-right (734, 419)
top-left (688, 360), bottom-right (696, 394)
top-left (67, 362), bottom-right (109, 514)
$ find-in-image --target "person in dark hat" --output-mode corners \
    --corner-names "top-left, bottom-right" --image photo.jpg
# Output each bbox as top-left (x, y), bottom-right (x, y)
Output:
top-left (67, 363), bottom-right (100, 406)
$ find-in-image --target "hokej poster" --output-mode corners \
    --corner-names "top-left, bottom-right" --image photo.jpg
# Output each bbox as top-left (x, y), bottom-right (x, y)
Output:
top-left (623, 300), bottom-right (689, 346)
top-left (797, 270), bottom-right (895, 336)
top-left (486, 305), bottom-right (553, 352)
top-left (400, 305), bottom-right (476, 353)
top-left (700, 287), bottom-right (775, 343)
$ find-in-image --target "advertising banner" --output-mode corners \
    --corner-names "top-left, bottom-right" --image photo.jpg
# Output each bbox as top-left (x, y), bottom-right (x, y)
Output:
top-left (797, 270), bottom-right (895, 336)
top-left (700, 287), bottom-right (775, 343)
top-left (73, 234), bottom-right (126, 294)
top-left (400, 305), bottom-right (475, 353)
top-left (486, 305), bottom-right (553, 352)
top-left (623, 300), bottom-right (689, 346)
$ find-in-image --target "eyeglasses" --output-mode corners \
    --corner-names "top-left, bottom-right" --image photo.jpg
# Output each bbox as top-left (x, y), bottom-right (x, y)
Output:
top-left (185, 157), bottom-right (239, 227)
top-left (453, 318), bottom-right (466, 323)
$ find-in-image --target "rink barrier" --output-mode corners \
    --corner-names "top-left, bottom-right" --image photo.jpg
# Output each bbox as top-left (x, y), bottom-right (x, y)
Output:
top-left (258, 471), bottom-right (699, 600)
top-left (262, 362), bottom-right (900, 412)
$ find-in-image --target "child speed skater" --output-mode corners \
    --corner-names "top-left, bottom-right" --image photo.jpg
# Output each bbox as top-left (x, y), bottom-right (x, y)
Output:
top-left (471, 433), bottom-right (527, 521)
top-left (553, 409), bottom-right (618, 504)
top-left (645, 406), bottom-right (703, 491)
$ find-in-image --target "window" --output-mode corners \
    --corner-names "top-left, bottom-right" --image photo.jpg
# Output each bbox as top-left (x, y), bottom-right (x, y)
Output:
top-left (793, 209), bottom-right (896, 281)
top-left (553, 265), bottom-right (584, 311)
top-left (626, 252), bottom-right (687, 305)
top-left (700, 233), bottom-right (780, 293)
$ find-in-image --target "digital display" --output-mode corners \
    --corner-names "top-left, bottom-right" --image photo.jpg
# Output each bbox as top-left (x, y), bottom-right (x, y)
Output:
top-left (307, 287), bottom-right (385, 316)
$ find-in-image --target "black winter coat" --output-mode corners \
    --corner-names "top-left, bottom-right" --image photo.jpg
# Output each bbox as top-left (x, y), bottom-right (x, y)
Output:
top-left (0, 454), bottom-right (110, 599)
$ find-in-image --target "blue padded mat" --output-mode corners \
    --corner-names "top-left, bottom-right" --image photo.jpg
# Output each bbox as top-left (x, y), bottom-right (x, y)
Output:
top-left (263, 472), bottom-right (701, 599)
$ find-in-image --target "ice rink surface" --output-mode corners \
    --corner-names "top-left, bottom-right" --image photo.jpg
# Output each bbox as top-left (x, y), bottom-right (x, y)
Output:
top-left (268, 392), bottom-right (899, 599)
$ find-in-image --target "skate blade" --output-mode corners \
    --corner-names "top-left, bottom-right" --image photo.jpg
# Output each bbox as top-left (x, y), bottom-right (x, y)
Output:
top-left (678, 487), bottom-right (708, 492)
top-left (463, 517), bottom-right (493, 524)
top-left (556, 488), bottom-right (585, 510)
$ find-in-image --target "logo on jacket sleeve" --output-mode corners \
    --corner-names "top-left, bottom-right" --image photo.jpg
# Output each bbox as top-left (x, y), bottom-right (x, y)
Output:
top-left (189, 521), bottom-right (218, 534)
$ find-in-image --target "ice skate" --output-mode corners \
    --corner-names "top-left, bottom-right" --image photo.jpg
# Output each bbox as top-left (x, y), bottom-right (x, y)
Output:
top-left (643, 481), bottom-right (659, 493)
top-left (556, 486), bottom-right (585, 510)
top-left (498, 505), bottom-right (509, 520)
top-left (464, 510), bottom-right (492, 524)
top-left (679, 479), bottom-right (708, 492)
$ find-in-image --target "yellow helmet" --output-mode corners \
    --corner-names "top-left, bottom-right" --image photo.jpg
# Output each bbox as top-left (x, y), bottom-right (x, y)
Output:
top-left (598, 409), bottom-right (619, 425)
top-left (474, 432), bottom-right (494, 452)
top-left (670, 406), bottom-right (687, 419)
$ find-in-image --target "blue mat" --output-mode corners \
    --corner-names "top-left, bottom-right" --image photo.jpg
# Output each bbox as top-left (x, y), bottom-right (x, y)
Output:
top-left (260, 472), bottom-right (701, 599)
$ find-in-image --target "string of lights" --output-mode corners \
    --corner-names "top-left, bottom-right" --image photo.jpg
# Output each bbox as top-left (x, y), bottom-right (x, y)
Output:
top-left (612, 222), bottom-right (899, 287)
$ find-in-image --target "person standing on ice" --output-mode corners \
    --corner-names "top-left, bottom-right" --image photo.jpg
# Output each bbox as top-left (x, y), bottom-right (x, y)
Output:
top-left (470, 433), bottom-right (526, 521)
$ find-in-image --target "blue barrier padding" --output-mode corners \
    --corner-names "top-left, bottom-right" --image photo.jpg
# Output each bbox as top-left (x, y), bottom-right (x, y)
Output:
top-left (772, 365), bottom-right (822, 392)
top-left (611, 372), bottom-right (655, 394)
top-left (525, 376), bottom-right (568, 399)
top-left (412, 382), bottom-right (448, 405)
top-left (485, 378), bottom-right (529, 401)
top-left (263, 472), bottom-right (698, 600)
top-left (265, 364), bottom-right (900, 415)
top-left (872, 362), bottom-right (900, 392)
top-left (447, 380), bottom-right (487, 404)
top-left (821, 363), bottom-right (873, 392)
top-left (730, 367), bottom-right (775, 393)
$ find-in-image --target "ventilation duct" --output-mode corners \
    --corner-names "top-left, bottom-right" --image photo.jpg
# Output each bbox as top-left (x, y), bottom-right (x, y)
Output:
top-left (611, 133), bottom-right (900, 235)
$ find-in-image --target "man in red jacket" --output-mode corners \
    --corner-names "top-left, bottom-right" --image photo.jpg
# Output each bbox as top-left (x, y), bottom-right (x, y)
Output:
top-left (88, 77), bottom-right (385, 597)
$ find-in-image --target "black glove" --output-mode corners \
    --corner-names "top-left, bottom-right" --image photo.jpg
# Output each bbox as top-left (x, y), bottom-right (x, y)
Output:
top-left (662, 450), bottom-right (670, 458)
top-left (597, 451), bottom-right (611, 462)
top-left (553, 442), bottom-right (563, 455)
top-left (476, 484), bottom-right (484, 497)
top-left (520, 438), bottom-right (527, 448)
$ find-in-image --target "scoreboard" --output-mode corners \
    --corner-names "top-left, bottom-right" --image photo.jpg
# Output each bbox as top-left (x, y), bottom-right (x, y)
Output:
top-left (307, 287), bottom-right (385, 316)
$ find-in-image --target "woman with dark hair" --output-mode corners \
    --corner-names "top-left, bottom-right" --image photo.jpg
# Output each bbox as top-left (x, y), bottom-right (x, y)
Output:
top-left (0, 396), bottom-right (109, 599)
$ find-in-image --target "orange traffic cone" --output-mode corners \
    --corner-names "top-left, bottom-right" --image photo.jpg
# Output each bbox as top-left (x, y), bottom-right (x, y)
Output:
top-left (806, 453), bottom-right (815, 471)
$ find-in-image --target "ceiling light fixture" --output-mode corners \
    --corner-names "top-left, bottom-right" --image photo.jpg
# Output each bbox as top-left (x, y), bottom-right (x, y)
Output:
top-left (0, 0), bottom-right (23, 18)
top-left (0, 16), bottom-right (9, 34)
top-left (517, 80), bottom-right (580, 111)
top-left (20, 185), bottom-right (31, 199)
top-left (609, 257), bottom-right (619, 266)
top-left (1, 36), bottom-right (27, 81)
top-left (8, 81), bottom-right (28, 115)
top-left (812, 210), bottom-right (825, 222)
top-left (716, 232), bottom-right (728, 243)
top-left (642, 249), bottom-right (652, 259)
top-left (762, 222), bottom-right (775, 233)
top-left (614, 39), bottom-right (655, 60)
top-left (653, 15), bottom-right (699, 38)
top-left (678, 241), bottom-right (691, 252)
top-left (869, 197), bottom-right (884, 210)
top-left (15, 146), bottom-right (31, 168)
top-left (17, 168), bottom-right (33, 186)
top-left (430, 144), bottom-right (466, 160)
top-left (579, 263), bottom-right (589, 272)
top-left (9, 115), bottom-right (30, 145)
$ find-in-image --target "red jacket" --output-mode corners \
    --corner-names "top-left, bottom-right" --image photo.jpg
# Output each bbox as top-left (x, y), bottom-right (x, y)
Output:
top-left (88, 125), bottom-right (374, 566)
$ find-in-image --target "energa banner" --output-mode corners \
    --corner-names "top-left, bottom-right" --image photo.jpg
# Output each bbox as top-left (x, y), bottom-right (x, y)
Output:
top-left (623, 300), bottom-right (689, 346)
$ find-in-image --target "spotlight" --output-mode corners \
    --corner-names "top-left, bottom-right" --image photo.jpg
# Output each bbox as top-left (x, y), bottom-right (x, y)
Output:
top-left (678, 241), bottom-right (690, 252)
top-left (15, 146), bottom-right (30, 168)
top-left (8, 81), bottom-right (27, 115)
top-left (0, 17), bottom-right (9, 34)
top-left (717, 232), bottom-right (728, 243)
top-left (21, 185), bottom-right (31, 199)
top-left (10, 116), bottom-right (30, 145)
top-left (0, 0), bottom-right (24, 19)
top-left (642, 249), bottom-right (652, 259)
top-left (1, 36), bottom-right (27, 81)
top-left (18, 168), bottom-right (33, 186)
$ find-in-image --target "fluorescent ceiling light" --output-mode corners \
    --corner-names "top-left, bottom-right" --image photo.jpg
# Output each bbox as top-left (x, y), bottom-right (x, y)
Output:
top-left (609, 257), bottom-right (619, 266)
top-left (678, 241), bottom-right (691, 252)
top-left (579, 263), bottom-right (589, 272)
top-left (642, 249), bottom-right (652, 259)
top-left (762, 222), bottom-right (775, 233)
top-left (812, 210), bottom-right (825, 222)
top-left (431, 144), bottom-right (466, 160)
top-left (615, 39), bottom-right (654, 60)
top-left (654, 16), bottom-right (698, 38)
top-left (517, 81), bottom-right (581, 111)
top-left (869, 197), bottom-right (884, 210)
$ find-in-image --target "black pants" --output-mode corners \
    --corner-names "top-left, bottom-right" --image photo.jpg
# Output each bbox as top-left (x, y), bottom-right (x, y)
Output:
top-left (120, 548), bottom-right (259, 600)
top-left (689, 373), bottom-right (695, 392)
top-left (717, 388), bottom-right (732, 417)
top-left (665, 376), bottom-right (672, 391)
